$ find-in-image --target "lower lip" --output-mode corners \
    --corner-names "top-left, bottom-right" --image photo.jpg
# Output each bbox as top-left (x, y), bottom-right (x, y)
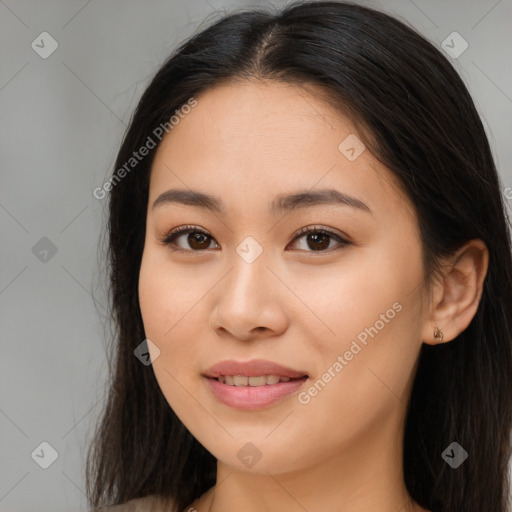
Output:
top-left (205, 376), bottom-right (308, 410)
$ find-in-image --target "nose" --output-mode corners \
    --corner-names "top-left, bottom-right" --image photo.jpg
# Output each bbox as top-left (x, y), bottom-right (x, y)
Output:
top-left (210, 247), bottom-right (289, 342)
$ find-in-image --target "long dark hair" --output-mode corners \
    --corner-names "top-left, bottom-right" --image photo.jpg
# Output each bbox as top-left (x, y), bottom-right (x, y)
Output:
top-left (85, 2), bottom-right (512, 511)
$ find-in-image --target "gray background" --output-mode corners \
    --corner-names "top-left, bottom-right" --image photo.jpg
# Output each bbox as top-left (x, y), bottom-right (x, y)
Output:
top-left (1, 0), bottom-right (511, 510)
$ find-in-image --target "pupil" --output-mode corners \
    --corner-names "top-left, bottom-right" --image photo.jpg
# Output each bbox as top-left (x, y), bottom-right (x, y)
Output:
top-left (189, 233), bottom-right (209, 249)
top-left (308, 233), bottom-right (329, 250)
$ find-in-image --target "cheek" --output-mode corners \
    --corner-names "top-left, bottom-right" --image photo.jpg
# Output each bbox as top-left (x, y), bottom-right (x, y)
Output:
top-left (285, 274), bottom-right (424, 468)
top-left (300, 238), bottom-right (426, 409)
top-left (138, 250), bottom-right (211, 434)
top-left (138, 247), bottom-right (199, 342)
top-left (138, 246), bottom-right (214, 370)
top-left (291, 233), bottom-right (425, 354)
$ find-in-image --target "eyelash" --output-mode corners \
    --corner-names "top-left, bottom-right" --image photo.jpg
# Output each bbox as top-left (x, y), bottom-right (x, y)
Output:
top-left (160, 224), bottom-right (351, 256)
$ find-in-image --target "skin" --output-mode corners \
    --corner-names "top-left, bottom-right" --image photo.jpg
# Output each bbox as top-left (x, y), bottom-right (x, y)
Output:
top-left (137, 80), bottom-right (488, 512)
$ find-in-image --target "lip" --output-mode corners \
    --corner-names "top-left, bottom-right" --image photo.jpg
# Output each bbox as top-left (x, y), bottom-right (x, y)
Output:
top-left (203, 359), bottom-right (309, 411)
top-left (204, 359), bottom-right (309, 379)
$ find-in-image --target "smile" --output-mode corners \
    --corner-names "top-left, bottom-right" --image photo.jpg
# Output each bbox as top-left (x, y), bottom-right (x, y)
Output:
top-left (216, 375), bottom-right (293, 386)
top-left (203, 359), bottom-right (309, 410)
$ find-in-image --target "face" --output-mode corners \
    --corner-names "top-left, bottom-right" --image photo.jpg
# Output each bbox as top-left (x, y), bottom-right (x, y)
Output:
top-left (138, 80), bottom-right (429, 474)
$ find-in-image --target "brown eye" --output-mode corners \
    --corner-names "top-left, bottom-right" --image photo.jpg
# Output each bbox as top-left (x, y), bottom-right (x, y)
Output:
top-left (288, 226), bottom-right (350, 254)
top-left (185, 232), bottom-right (213, 250)
top-left (302, 232), bottom-right (331, 251)
top-left (162, 226), bottom-right (219, 252)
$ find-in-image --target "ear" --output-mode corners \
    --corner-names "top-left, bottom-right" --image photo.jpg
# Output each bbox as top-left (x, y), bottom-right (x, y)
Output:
top-left (421, 239), bottom-right (489, 345)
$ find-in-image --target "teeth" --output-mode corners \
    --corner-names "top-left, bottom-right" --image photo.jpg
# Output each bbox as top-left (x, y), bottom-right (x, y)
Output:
top-left (233, 375), bottom-right (249, 386)
top-left (216, 375), bottom-right (297, 386)
top-left (248, 376), bottom-right (266, 386)
top-left (265, 375), bottom-right (280, 385)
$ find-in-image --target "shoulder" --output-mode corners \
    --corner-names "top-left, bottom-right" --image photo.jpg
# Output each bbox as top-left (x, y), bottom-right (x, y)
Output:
top-left (91, 494), bottom-right (171, 512)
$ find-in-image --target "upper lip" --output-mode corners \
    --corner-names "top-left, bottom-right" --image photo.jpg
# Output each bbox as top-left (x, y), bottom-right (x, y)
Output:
top-left (204, 359), bottom-right (308, 379)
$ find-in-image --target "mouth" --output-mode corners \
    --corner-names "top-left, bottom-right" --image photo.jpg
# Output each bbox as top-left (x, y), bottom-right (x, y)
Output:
top-left (204, 358), bottom-right (308, 379)
top-left (214, 375), bottom-right (301, 386)
top-left (203, 359), bottom-right (309, 410)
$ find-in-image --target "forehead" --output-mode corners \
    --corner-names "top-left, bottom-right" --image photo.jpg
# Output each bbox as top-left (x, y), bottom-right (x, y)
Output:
top-left (148, 80), bottom-right (413, 222)
top-left (170, 80), bottom-right (356, 152)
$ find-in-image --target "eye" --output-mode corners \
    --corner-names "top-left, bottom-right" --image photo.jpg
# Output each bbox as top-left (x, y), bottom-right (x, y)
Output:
top-left (288, 225), bottom-right (351, 254)
top-left (160, 225), bottom-right (219, 252)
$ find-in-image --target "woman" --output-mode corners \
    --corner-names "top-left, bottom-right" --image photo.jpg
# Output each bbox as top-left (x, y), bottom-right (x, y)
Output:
top-left (86, 2), bottom-right (512, 511)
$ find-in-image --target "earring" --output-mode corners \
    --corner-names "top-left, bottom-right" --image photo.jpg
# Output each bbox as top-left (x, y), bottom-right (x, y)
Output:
top-left (433, 326), bottom-right (444, 343)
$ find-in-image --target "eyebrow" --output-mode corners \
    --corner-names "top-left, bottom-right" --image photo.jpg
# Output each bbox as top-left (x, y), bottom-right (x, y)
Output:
top-left (152, 188), bottom-right (372, 215)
